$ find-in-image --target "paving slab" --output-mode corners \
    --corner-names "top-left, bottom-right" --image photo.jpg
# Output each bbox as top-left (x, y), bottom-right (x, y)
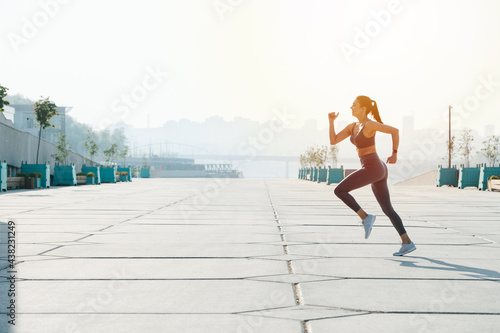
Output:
top-left (309, 314), bottom-right (500, 333)
top-left (291, 257), bottom-right (500, 280)
top-left (6, 314), bottom-right (303, 333)
top-left (9, 280), bottom-right (297, 313)
top-left (288, 243), bottom-right (500, 259)
top-left (44, 242), bottom-right (286, 258)
top-left (85, 232), bottom-right (282, 244)
top-left (0, 178), bottom-right (499, 332)
top-left (15, 258), bottom-right (289, 279)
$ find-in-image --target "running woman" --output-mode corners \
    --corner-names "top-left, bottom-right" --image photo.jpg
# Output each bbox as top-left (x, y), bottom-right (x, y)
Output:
top-left (328, 95), bottom-right (416, 256)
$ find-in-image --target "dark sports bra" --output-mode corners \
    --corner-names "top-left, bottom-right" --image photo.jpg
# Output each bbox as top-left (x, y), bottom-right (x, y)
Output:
top-left (350, 122), bottom-right (375, 148)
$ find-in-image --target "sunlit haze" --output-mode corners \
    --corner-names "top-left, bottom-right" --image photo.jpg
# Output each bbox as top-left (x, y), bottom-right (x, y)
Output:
top-left (1, 0), bottom-right (499, 133)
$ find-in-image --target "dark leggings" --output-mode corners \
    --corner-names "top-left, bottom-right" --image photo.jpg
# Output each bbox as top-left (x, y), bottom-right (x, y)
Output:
top-left (334, 153), bottom-right (407, 236)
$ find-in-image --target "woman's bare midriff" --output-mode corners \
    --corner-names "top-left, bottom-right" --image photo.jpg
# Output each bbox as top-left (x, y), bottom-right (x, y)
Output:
top-left (357, 145), bottom-right (376, 157)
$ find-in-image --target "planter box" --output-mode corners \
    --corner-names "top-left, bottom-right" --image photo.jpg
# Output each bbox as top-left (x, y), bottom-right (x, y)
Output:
top-left (478, 166), bottom-right (500, 191)
top-left (25, 177), bottom-right (35, 189)
top-left (458, 167), bottom-right (480, 189)
top-left (21, 163), bottom-right (50, 188)
top-left (117, 167), bottom-right (132, 182)
top-left (119, 175), bottom-right (127, 182)
top-left (140, 168), bottom-right (150, 178)
top-left (436, 167), bottom-right (458, 187)
top-left (326, 168), bottom-right (344, 185)
top-left (86, 177), bottom-right (95, 185)
top-left (317, 168), bottom-right (328, 183)
top-left (115, 174), bottom-right (121, 182)
top-left (7, 177), bottom-right (25, 189)
top-left (24, 177), bottom-right (41, 189)
top-left (101, 166), bottom-right (117, 183)
top-left (488, 179), bottom-right (500, 191)
top-left (53, 165), bottom-right (77, 186)
top-left (76, 175), bottom-right (87, 185)
top-left (311, 168), bottom-right (318, 182)
top-left (82, 166), bottom-right (101, 185)
top-left (0, 161), bottom-right (6, 192)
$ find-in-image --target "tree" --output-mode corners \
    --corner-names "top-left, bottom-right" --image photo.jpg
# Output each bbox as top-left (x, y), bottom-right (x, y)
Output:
top-left (67, 115), bottom-right (93, 155)
top-left (313, 145), bottom-right (328, 167)
top-left (300, 145), bottom-right (332, 168)
top-left (443, 135), bottom-right (456, 166)
top-left (4, 93), bottom-right (35, 105)
top-left (119, 146), bottom-right (129, 166)
top-left (103, 143), bottom-right (119, 166)
top-left (328, 145), bottom-right (340, 168)
top-left (481, 135), bottom-right (500, 166)
top-left (457, 129), bottom-right (474, 168)
top-left (0, 84), bottom-right (10, 112)
top-left (33, 97), bottom-right (58, 164)
top-left (299, 153), bottom-right (308, 168)
top-left (51, 133), bottom-right (71, 165)
top-left (84, 130), bottom-right (99, 165)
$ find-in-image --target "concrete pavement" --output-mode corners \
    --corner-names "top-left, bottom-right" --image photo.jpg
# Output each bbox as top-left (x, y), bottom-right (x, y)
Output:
top-left (0, 178), bottom-right (499, 332)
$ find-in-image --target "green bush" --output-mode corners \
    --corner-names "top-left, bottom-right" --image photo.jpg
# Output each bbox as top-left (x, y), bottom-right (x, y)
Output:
top-left (489, 175), bottom-right (500, 180)
top-left (28, 172), bottom-right (43, 178)
top-left (76, 172), bottom-right (87, 176)
top-left (16, 172), bottom-right (28, 178)
top-left (87, 172), bottom-right (95, 177)
top-left (121, 172), bottom-right (128, 176)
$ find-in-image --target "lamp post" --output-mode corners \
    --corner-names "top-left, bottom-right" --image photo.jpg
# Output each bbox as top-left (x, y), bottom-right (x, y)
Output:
top-left (448, 105), bottom-right (452, 168)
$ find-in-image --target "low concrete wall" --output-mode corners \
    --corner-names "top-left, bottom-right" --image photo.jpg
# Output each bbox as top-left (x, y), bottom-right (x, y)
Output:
top-left (0, 119), bottom-right (87, 175)
top-left (150, 170), bottom-right (207, 178)
top-left (395, 170), bottom-right (438, 186)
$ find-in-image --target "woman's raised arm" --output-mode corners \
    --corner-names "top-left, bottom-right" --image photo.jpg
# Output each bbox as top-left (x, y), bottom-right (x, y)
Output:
top-left (329, 112), bottom-right (354, 145)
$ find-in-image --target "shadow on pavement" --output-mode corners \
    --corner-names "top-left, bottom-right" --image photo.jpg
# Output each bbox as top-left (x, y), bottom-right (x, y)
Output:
top-left (392, 256), bottom-right (500, 280)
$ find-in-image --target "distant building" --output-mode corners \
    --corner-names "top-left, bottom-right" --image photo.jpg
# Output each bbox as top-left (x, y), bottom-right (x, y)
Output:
top-left (10, 104), bottom-right (72, 144)
top-left (484, 124), bottom-right (495, 137)
top-left (1, 105), bottom-right (15, 125)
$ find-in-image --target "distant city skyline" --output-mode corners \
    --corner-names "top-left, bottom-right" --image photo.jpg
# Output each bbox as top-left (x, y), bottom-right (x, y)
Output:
top-left (1, 0), bottom-right (499, 134)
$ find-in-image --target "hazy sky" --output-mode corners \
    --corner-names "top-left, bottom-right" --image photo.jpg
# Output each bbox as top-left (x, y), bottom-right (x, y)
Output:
top-left (1, 0), bottom-right (499, 133)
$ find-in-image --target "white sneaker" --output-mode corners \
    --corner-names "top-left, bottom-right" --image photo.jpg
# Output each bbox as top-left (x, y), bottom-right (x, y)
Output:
top-left (361, 214), bottom-right (376, 239)
top-left (393, 242), bottom-right (417, 256)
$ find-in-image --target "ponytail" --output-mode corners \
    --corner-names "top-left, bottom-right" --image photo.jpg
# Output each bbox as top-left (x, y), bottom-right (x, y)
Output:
top-left (370, 100), bottom-right (383, 124)
top-left (356, 95), bottom-right (383, 124)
